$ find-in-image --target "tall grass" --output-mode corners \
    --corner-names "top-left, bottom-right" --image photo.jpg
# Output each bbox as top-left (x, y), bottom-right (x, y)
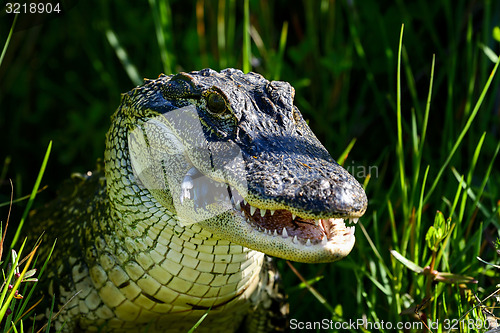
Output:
top-left (0, 142), bottom-right (54, 332)
top-left (1, 0), bottom-right (499, 332)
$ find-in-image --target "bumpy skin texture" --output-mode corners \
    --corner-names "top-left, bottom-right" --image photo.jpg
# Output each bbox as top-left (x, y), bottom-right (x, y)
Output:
top-left (30, 69), bottom-right (367, 332)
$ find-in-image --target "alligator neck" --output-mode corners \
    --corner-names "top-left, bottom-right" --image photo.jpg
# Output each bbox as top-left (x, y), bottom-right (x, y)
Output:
top-left (99, 113), bottom-right (264, 325)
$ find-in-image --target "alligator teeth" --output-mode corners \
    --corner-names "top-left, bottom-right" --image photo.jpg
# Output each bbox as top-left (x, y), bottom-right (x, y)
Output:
top-left (291, 214), bottom-right (296, 220)
top-left (306, 239), bottom-right (312, 247)
top-left (350, 218), bottom-right (359, 224)
top-left (321, 234), bottom-right (328, 245)
top-left (260, 209), bottom-right (266, 217)
top-left (179, 174), bottom-right (193, 204)
top-left (273, 229), bottom-right (278, 236)
top-left (249, 206), bottom-right (257, 216)
top-left (243, 199), bottom-right (247, 206)
top-left (263, 228), bottom-right (268, 234)
top-left (270, 210), bottom-right (275, 216)
top-left (315, 219), bottom-right (320, 226)
top-left (318, 220), bottom-right (326, 233)
top-left (292, 235), bottom-right (299, 244)
top-left (282, 227), bottom-right (288, 238)
top-left (180, 190), bottom-right (190, 205)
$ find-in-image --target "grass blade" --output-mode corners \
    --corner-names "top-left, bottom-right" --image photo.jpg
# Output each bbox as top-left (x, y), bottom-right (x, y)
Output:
top-left (396, 24), bottom-right (408, 217)
top-left (424, 55), bottom-right (500, 203)
top-left (105, 29), bottom-right (142, 86)
top-left (0, 14), bottom-right (18, 68)
top-left (242, 0), bottom-right (251, 73)
top-left (11, 142), bottom-right (52, 248)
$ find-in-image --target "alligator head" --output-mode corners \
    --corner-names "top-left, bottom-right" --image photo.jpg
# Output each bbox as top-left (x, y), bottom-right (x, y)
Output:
top-left (109, 68), bottom-right (367, 263)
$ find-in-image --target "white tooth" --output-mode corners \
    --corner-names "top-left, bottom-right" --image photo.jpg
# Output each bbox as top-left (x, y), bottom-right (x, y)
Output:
top-left (250, 206), bottom-right (256, 216)
top-left (291, 214), bottom-right (296, 220)
top-left (270, 210), bottom-right (275, 216)
top-left (292, 235), bottom-right (299, 244)
top-left (282, 227), bottom-right (288, 238)
top-left (263, 228), bottom-right (268, 234)
top-left (321, 234), bottom-right (328, 245)
top-left (260, 209), bottom-right (266, 217)
top-left (318, 220), bottom-right (325, 232)
top-left (243, 199), bottom-right (247, 206)
top-left (273, 229), bottom-right (278, 236)
top-left (315, 219), bottom-right (320, 226)
top-left (353, 218), bottom-right (359, 224)
top-left (306, 239), bottom-right (312, 247)
top-left (349, 218), bottom-right (354, 224)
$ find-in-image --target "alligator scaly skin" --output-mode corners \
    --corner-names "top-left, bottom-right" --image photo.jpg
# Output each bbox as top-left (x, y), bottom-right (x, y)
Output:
top-left (29, 69), bottom-right (367, 332)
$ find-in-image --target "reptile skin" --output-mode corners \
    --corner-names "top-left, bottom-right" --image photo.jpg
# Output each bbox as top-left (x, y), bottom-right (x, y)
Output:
top-left (29, 68), bottom-right (367, 332)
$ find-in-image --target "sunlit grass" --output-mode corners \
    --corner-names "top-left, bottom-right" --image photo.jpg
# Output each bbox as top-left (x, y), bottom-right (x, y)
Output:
top-left (0, 142), bottom-right (54, 332)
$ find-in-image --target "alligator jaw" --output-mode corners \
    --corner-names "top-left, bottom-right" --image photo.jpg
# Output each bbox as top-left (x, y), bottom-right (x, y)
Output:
top-left (237, 201), bottom-right (357, 247)
top-left (196, 182), bottom-right (359, 263)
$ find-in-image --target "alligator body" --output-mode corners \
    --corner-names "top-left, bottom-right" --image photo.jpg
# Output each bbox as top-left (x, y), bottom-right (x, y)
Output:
top-left (30, 68), bottom-right (367, 332)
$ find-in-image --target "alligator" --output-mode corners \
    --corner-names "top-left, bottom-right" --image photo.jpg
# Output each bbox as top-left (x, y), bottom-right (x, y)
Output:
top-left (29, 68), bottom-right (367, 332)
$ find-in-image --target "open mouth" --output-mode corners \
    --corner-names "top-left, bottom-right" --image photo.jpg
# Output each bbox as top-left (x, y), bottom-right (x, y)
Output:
top-left (227, 186), bottom-right (358, 247)
top-left (177, 167), bottom-right (359, 249)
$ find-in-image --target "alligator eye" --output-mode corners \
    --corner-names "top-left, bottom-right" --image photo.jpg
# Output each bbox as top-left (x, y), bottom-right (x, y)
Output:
top-left (207, 93), bottom-right (227, 114)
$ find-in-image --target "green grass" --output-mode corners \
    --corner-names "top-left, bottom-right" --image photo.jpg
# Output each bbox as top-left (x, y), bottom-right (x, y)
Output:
top-left (1, 0), bottom-right (499, 332)
top-left (0, 142), bottom-right (54, 332)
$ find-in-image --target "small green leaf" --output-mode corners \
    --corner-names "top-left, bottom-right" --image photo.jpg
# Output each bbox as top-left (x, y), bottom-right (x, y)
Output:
top-left (434, 272), bottom-right (477, 284)
top-left (494, 26), bottom-right (500, 42)
top-left (426, 226), bottom-right (438, 252)
top-left (479, 43), bottom-right (499, 63)
top-left (426, 211), bottom-right (451, 251)
top-left (22, 278), bottom-right (38, 283)
top-left (390, 250), bottom-right (423, 273)
top-left (334, 304), bottom-right (343, 317)
top-left (23, 269), bottom-right (37, 279)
